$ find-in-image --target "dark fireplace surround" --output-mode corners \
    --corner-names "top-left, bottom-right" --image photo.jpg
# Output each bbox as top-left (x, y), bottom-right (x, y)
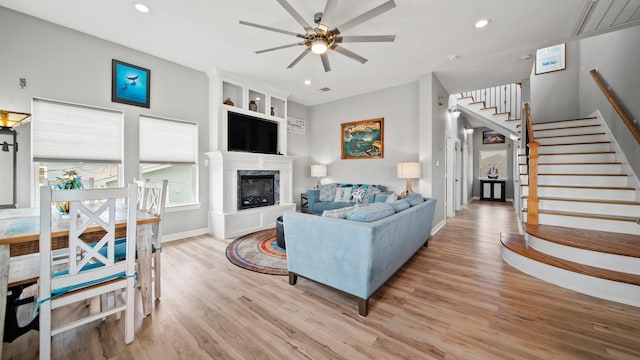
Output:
top-left (237, 170), bottom-right (280, 210)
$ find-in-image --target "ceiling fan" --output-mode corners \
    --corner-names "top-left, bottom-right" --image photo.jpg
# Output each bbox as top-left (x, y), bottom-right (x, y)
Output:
top-left (239, 0), bottom-right (397, 72)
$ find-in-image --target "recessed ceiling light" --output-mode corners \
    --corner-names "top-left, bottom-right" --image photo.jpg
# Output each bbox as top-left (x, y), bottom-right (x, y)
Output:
top-left (304, 80), bottom-right (311, 86)
top-left (474, 19), bottom-right (490, 29)
top-left (133, 2), bottom-right (150, 13)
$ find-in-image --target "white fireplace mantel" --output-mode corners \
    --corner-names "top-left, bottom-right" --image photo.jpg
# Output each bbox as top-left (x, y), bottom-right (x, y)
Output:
top-left (206, 151), bottom-right (296, 239)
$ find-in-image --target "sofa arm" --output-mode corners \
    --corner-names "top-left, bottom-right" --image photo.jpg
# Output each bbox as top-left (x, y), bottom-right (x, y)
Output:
top-left (307, 189), bottom-right (320, 212)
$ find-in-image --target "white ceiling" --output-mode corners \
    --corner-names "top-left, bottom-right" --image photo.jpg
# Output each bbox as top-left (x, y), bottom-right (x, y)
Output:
top-left (2, 0), bottom-right (634, 106)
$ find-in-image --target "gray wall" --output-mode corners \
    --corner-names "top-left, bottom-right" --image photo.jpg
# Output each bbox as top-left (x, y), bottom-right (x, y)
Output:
top-left (529, 41), bottom-right (580, 122)
top-left (578, 24), bottom-right (640, 177)
top-left (428, 74), bottom-right (448, 225)
top-left (0, 7), bottom-right (210, 238)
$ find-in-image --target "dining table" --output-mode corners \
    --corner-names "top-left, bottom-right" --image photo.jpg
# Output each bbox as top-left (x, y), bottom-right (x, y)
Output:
top-left (0, 206), bottom-right (160, 354)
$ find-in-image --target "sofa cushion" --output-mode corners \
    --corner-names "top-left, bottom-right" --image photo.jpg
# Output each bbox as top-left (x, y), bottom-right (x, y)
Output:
top-left (385, 193), bottom-right (398, 203)
top-left (322, 206), bottom-right (356, 219)
top-left (388, 199), bottom-right (410, 212)
top-left (319, 183), bottom-right (338, 202)
top-left (362, 186), bottom-right (382, 204)
top-left (406, 193), bottom-right (425, 206)
top-left (348, 203), bottom-right (395, 222)
top-left (334, 187), bottom-right (352, 202)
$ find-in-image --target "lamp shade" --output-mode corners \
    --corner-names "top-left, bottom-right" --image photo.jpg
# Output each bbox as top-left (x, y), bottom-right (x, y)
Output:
top-left (311, 164), bottom-right (327, 177)
top-left (397, 162), bottom-right (421, 179)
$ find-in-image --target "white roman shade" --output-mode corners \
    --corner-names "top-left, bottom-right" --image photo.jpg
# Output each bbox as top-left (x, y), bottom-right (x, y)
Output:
top-left (32, 98), bottom-right (123, 162)
top-left (139, 115), bottom-right (197, 164)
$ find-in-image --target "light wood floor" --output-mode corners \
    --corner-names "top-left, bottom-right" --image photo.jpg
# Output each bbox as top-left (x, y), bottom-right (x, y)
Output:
top-left (4, 201), bottom-right (640, 359)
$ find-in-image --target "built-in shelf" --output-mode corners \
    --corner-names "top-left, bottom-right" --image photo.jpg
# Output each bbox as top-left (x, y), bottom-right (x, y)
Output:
top-left (222, 81), bottom-right (243, 109)
top-left (248, 89), bottom-right (266, 115)
top-left (270, 96), bottom-right (285, 119)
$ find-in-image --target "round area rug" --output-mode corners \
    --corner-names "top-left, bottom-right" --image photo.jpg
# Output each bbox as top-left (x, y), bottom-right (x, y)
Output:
top-left (225, 228), bottom-right (287, 275)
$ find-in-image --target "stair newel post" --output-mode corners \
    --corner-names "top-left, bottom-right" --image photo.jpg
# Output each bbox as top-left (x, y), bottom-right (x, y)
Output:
top-left (525, 103), bottom-right (539, 225)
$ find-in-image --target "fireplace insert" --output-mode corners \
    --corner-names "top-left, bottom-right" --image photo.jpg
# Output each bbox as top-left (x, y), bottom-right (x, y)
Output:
top-left (238, 174), bottom-right (275, 210)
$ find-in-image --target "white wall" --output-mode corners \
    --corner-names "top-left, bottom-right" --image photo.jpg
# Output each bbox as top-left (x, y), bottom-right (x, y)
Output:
top-left (286, 100), bottom-right (310, 210)
top-left (0, 7), bottom-right (210, 237)
top-left (578, 24), bottom-right (640, 177)
top-left (529, 41), bottom-right (580, 122)
top-left (428, 74), bottom-right (448, 224)
top-left (307, 81), bottom-right (420, 193)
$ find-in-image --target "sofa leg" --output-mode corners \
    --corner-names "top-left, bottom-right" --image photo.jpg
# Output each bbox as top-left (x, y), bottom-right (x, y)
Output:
top-left (288, 272), bottom-right (297, 285)
top-left (423, 237), bottom-right (430, 247)
top-left (358, 298), bottom-right (369, 317)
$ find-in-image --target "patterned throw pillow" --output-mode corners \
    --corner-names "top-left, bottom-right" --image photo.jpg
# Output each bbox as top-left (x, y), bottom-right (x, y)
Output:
top-left (385, 193), bottom-right (398, 203)
top-left (362, 186), bottom-right (382, 204)
top-left (319, 183), bottom-right (338, 202)
top-left (334, 187), bottom-right (352, 202)
top-left (351, 187), bottom-right (367, 204)
top-left (322, 206), bottom-right (355, 219)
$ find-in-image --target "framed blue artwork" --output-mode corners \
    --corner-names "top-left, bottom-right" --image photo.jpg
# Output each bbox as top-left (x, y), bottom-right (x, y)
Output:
top-left (112, 59), bottom-right (150, 108)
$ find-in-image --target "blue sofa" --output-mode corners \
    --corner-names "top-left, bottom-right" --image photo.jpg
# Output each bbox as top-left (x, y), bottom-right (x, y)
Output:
top-left (307, 184), bottom-right (387, 214)
top-left (283, 197), bottom-right (437, 316)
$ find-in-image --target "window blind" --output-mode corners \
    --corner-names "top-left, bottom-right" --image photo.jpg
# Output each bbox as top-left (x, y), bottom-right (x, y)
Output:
top-left (139, 115), bottom-right (197, 164)
top-left (32, 98), bottom-right (123, 162)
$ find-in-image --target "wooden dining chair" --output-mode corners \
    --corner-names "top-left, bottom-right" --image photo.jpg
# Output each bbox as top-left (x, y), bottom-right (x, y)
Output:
top-left (37, 184), bottom-right (137, 359)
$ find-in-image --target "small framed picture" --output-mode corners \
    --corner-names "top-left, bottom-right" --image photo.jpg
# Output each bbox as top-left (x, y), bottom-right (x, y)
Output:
top-left (287, 117), bottom-right (305, 134)
top-left (112, 59), bottom-right (150, 108)
top-left (483, 130), bottom-right (505, 144)
top-left (535, 43), bottom-right (566, 75)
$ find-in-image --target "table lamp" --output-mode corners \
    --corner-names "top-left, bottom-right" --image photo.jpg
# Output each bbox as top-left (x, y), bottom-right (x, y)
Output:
top-left (311, 164), bottom-right (327, 189)
top-left (397, 162), bottom-right (421, 197)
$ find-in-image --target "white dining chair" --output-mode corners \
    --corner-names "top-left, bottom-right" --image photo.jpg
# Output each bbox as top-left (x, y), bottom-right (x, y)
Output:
top-left (139, 179), bottom-right (167, 300)
top-left (37, 184), bottom-right (137, 359)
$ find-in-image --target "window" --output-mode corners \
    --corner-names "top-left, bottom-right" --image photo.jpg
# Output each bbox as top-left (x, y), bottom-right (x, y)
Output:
top-left (139, 115), bottom-right (198, 206)
top-left (31, 98), bottom-right (123, 199)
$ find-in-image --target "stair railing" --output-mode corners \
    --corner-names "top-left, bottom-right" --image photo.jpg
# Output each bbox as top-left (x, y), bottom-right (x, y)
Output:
top-left (590, 68), bottom-right (640, 143)
top-left (461, 83), bottom-right (522, 120)
top-left (525, 102), bottom-right (539, 226)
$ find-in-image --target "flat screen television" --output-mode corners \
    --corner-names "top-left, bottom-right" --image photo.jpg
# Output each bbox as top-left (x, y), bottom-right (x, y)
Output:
top-left (227, 111), bottom-right (278, 154)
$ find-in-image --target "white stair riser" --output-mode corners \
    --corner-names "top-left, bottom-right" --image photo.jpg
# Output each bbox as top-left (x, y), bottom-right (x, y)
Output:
top-left (521, 186), bottom-right (634, 201)
top-left (534, 125), bottom-right (603, 137)
top-left (537, 163), bottom-right (622, 174)
top-left (538, 153), bottom-right (616, 163)
top-left (525, 234), bottom-right (640, 274)
top-left (539, 143), bottom-right (611, 153)
top-left (534, 175), bottom-right (629, 187)
top-left (501, 246), bottom-right (640, 307)
top-left (538, 213), bottom-right (640, 235)
top-left (536, 134), bottom-right (609, 145)
top-left (534, 199), bottom-right (640, 218)
top-left (532, 118), bottom-right (599, 130)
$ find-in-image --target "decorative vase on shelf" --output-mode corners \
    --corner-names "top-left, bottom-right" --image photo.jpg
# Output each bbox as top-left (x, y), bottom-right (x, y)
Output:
top-left (270, 107), bottom-right (275, 116)
top-left (249, 100), bottom-right (257, 112)
top-left (223, 97), bottom-right (234, 106)
top-left (53, 170), bottom-right (83, 215)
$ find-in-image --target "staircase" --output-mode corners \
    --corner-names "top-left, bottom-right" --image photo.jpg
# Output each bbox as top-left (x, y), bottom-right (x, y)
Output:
top-left (501, 115), bottom-right (640, 307)
top-left (456, 84), bottom-right (521, 137)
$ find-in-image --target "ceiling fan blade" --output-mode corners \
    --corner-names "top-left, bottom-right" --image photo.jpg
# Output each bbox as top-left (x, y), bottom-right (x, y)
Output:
top-left (335, 0), bottom-right (396, 33)
top-left (239, 20), bottom-right (305, 38)
top-left (320, 53), bottom-right (332, 72)
top-left (276, 0), bottom-right (314, 32)
top-left (255, 42), bottom-right (306, 54)
top-left (287, 48), bottom-right (311, 68)
top-left (331, 45), bottom-right (368, 64)
top-left (336, 35), bottom-right (396, 43)
top-left (319, 0), bottom-right (338, 31)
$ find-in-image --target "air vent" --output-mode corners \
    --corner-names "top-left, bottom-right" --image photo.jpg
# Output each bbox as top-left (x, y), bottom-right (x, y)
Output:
top-left (319, 87), bottom-right (331, 92)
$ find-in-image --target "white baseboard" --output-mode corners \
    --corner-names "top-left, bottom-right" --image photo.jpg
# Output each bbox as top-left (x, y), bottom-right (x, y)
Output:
top-left (163, 227), bottom-right (210, 243)
top-left (431, 219), bottom-right (446, 236)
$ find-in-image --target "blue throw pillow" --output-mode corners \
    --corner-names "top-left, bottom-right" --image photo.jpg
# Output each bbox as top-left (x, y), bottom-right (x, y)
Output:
top-left (406, 193), bottom-right (424, 206)
top-left (347, 203), bottom-right (395, 222)
top-left (388, 199), bottom-right (410, 212)
top-left (319, 183), bottom-right (338, 202)
top-left (334, 187), bottom-right (352, 202)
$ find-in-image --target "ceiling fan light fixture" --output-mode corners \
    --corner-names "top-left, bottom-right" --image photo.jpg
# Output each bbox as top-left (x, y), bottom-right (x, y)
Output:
top-left (311, 40), bottom-right (328, 54)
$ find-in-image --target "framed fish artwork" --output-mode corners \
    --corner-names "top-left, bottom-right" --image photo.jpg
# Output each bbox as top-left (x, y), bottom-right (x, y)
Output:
top-left (112, 59), bottom-right (151, 108)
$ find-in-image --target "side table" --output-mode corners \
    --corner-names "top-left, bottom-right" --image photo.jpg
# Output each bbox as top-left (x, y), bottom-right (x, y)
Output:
top-left (300, 192), bottom-right (309, 213)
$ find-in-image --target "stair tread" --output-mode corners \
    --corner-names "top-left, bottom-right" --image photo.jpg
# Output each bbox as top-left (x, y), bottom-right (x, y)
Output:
top-left (520, 184), bottom-right (635, 190)
top-left (539, 141), bottom-right (610, 147)
top-left (536, 132), bottom-right (606, 139)
top-left (522, 196), bottom-right (640, 206)
top-left (532, 173), bottom-right (628, 176)
top-left (535, 162), bottom-right (622, 165)
top-left (538, 151), bottom-right (615, 156)
top-left (531, 117), bottom-right (598, 125)
top-left (506, 118), bottom-right (521, 122)
top-left (523, 224), bottom-right (640, 259)
top-left (501, 233), bottom-right (640, 285)
top-left (523, 208), bottom-right (639, 222)
top-left (534, 124), bottom-right (602, 132)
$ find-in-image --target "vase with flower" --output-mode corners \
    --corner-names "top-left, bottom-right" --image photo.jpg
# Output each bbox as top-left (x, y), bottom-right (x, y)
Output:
top-left (53, 170), bottom-right (83, 214)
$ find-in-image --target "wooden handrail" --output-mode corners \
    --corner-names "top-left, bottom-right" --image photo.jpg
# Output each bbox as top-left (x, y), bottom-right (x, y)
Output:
top-left (590, 69), bottom-right (640, 143)
top-left (524, 103), bottom-right (539, 225)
